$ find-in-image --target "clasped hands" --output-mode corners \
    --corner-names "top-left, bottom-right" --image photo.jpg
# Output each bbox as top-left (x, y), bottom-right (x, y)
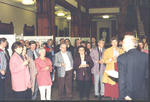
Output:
top-left (79, 64), bottom-right (89, 68)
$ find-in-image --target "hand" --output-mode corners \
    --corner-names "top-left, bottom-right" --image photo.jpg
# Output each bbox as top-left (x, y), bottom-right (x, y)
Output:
top-left (23, 60), bottom-right (29, 65)
top-left (85, 64), bottom-right (89, 67)
top-left (112, 56), bottom-right (117, 62)
top-left (61, 63), bottom-right (65, 67)
top-left (45, 66), bottom-right (49, 70)
top-left (98, 60), bottom-right (103, 64)
top-left (0, 69), bottom-right (5, 75)
top-left (124, 96), bottom-right (132, 100)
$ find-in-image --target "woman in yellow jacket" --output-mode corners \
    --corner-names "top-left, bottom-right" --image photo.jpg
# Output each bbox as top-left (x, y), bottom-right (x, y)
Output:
top-left (102, 36), bottom-right (124, 99)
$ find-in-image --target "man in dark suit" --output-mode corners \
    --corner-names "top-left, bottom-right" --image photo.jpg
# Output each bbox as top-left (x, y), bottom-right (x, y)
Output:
top-left (117, 35), bottom-right (149, 100)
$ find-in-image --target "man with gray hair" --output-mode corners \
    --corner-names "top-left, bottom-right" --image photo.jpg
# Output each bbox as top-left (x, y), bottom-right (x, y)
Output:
top-left (117, 35), bottom-right (149, 100)
top-left (54, 43), bottom-right (73, 100)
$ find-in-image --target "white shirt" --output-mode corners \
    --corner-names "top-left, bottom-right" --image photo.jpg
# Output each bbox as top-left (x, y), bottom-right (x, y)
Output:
top-left (61, 52), bottom-right (72, 71)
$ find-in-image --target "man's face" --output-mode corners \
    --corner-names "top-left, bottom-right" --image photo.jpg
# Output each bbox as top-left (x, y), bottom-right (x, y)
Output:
top-left (30, 44), bottom-right (36, 51)
top-left (92, 38), bottom-right (96, 43)
top-left (98, 40), bottom-right (104, 48)
top-left (65, 40), bottom-right (70, 46)
top-left (60, 39), bottom-right (64, 44)
top-left (48, 40), bottom-right (53, 46)
top-left (76, 40), bottom-right (81, 47)
top-left (60, 44), bottom-right (66, 53)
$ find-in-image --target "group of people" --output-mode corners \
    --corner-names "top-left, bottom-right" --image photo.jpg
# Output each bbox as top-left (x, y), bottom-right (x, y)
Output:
top-left (0, 34), bottom-right (149, 100)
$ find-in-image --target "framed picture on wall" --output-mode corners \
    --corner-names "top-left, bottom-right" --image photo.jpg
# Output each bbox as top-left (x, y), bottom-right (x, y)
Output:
top-left (99, 28), bottom-right (110, 44)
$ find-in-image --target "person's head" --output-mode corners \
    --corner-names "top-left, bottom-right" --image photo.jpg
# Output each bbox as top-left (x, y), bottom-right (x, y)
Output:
top-left (98, 39), bottom-right (105, 48)
top-left (29, 41), bottom-right (37, 51)
top-left (19, 40), bottom-right (25, 46)
top-left (39, 48), bottom-right (46, 57)
top-left (0, 38), bottom-right (7, 48)
top-left (138, 39), bottom-right (144, 50)
top-left (11, 41), bottom-right (23, 54)
top-left (122, 35), bottom-right (137, 52)
top-left (86, 42), bottom-right (91, 50)
top-left (142, 36), bottom-right (147, 44)
top-left (47, 39), bottom-right (53, 46)
top-left (65, 39), bottom-right (71, 46)
top-left (75, 39), bottom-right (81, 47)
top-left (91, 37), bottom-right (96, 43)
top-left (42, 42), bottom-right (48, 48)
top-left (60, 38), bottom-right (64, 44)
top-left (25, 40), bottom-right (29, 48)
top-left (78, 45), bottom-right (85, 55)
top-left (80, 41), bottom-right (86, 47)
top-left (111, 36), bottom-right (118, 48)
top-left (60, 44), bottom-right (67, 53)
top-left (36, 41), bottom-right (40, 48)
top-left (22, 46), bottom-right (27, 56)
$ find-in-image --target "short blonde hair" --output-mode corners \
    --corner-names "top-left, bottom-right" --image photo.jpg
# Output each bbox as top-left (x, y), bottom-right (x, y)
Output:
top-left (39, 48), bottom-right (46, 54)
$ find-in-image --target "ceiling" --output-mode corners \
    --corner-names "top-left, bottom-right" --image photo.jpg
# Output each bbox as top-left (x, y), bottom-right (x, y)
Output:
top-left (0, 0), bottom-right (36, 12)
top-left (0, 0), bottom-right (119, 20)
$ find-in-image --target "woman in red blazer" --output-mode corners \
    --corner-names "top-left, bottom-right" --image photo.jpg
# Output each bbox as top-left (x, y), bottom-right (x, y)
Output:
top-left (35, 48), bottom-right (52, 100)
top-left (9, 41), bottom-right (31, 100)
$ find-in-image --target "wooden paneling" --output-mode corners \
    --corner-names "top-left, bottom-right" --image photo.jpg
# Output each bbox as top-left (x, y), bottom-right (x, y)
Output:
top-left (23, 24), bottom-right (35, 36)
top-left (0, 21), bottom-right (14, 34)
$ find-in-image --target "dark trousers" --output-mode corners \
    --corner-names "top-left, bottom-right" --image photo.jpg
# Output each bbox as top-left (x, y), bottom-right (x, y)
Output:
top-left (13, 88), bottom-right (32, 100)
top-left (58, 70), bottom-right (72, 99)
top-left (0, 78), bottom-right (5, 100)
top-left (78, 80), bottom-right (91, 99)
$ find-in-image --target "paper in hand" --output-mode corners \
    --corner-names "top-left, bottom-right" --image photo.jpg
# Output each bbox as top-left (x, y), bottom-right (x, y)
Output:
top-left (105, 70), bottom-right (118, 78)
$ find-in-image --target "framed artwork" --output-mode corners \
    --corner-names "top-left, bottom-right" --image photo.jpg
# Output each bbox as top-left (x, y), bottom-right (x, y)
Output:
top-left (99, 28), bottom-right (110, 43)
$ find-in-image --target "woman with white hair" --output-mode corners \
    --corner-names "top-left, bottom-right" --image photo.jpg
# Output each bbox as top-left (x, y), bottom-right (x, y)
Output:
top-left (35, 48), bottom-right (53, 100)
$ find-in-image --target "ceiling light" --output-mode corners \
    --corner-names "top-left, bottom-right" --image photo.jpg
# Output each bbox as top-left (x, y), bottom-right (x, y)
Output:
top-left (56, 11), bottom-right (65, 16)
top-left (57, 12), bottom-right (65, 16)
top-left (22, 0), bottom-right (34, 5)
top-left (66, 16), bottom-right (71, 20)
top-left (102, 15), bottom-right (110, 19)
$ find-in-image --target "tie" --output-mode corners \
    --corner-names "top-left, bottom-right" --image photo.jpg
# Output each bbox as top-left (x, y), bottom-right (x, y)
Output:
top-left (33, 52), bottom-right (35, 60)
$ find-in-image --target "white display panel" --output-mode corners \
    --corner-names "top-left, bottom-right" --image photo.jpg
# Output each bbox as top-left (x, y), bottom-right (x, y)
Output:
top-left (0, 34), bottom-right (16, 56)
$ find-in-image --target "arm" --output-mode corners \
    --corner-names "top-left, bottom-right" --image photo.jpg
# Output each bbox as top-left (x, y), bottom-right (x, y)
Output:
top-left (90, 49), bottom-right (98, 65)
top-left (54, 53), bottom-right (61, 67)
top-left (87, 55), bottom-right (94, 69)
top-left (117, 56), bottom-right (127, 99)
top-left (9, 56), bottom-right (26, 73)
top-left (102, 49), bottom-right (114, 64)
top-left (47, 58), bottom-right (53, 72)
top-left (0, 52), bottom-right (7, 72)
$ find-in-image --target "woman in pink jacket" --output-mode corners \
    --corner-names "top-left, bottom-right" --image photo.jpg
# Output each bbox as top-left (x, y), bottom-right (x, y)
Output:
top-left (9, 41), bottom-right (31, 100)
top-left (35, 48), bottom-right (52, 100)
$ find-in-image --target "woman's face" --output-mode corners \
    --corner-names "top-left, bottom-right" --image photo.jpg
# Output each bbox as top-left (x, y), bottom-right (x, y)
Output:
top-left (111, 40), bottom-right (118, 48)
top-left (79, 47), bottom-right (85, 55)
top-left (87, 43), bottom-right (91, 49)
top-left (40, 49), bottom-right (46, 57)
top-left (15, 47), bottom-right (23, 54)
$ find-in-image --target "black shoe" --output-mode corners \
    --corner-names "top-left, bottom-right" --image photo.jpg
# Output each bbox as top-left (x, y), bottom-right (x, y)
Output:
top-left (99, 95), bottom-right (104, 99)
top-left (94, 95), bottom-right (99, 98)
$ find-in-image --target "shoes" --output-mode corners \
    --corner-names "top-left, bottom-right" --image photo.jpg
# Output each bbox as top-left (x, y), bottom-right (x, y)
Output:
top-left (99, 95), bottom-right (104, 99)
top-left (94, 95), bottom-right (99, 98)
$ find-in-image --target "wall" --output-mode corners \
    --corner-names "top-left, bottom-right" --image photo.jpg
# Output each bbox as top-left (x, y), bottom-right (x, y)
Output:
top-left (0, 2), bottom-right (36, 35)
